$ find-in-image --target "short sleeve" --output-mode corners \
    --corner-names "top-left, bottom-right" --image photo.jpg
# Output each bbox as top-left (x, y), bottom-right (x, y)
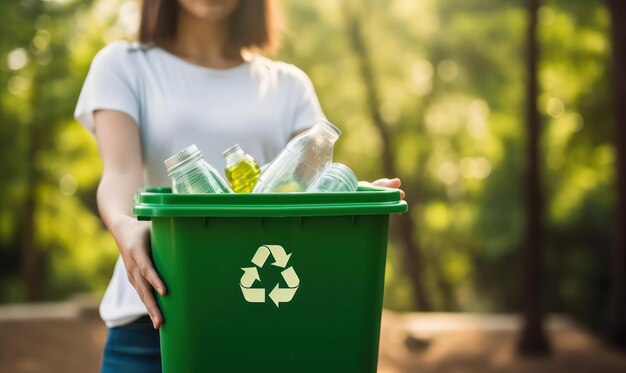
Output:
top-left (289, 66), bottom-right (326, 134)
top-left (74, 41), bottom-right (140, 133)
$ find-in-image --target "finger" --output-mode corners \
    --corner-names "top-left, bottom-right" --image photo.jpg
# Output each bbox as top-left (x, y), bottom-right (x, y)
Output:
top-left (373, 178), bottom-right (402, 189)
top-left (387, 178), bottom-right (401, 188)
top-left (136, 277), bottom-right (164, 329)
top-left (134, 249), bottom-right (167, 296)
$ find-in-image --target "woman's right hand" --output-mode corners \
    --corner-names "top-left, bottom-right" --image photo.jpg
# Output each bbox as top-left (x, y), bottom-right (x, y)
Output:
top-left (93, 110), bottom-right (167, 329)
top-left (113, 216), bottom-right (167, 329)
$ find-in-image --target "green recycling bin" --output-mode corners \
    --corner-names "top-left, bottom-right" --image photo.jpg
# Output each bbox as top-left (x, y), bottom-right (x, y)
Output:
top-left (133, 186), bottom-right (407, 373)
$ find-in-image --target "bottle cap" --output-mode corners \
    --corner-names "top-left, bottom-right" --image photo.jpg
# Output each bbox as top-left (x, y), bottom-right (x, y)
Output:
top-left (164, 144), bottom-right (201, 173)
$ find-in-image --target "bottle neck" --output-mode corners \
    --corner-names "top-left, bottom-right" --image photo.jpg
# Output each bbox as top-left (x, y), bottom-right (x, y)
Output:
top-left (168, 153), bottom-right (204, 178)
top-left (224, 147), bottom-right (246, 168)
top-left (289, 122), bottom-right (339, 149)
top-left (314, 121), bottom-right (340, 141)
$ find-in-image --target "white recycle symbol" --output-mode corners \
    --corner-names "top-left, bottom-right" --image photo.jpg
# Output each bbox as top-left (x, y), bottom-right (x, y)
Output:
top-left (240, 245), bottom-right (300, 307)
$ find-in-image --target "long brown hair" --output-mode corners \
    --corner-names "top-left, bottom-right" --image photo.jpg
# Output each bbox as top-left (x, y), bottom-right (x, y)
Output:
top-left (138, 0), bottom-right (282, 55)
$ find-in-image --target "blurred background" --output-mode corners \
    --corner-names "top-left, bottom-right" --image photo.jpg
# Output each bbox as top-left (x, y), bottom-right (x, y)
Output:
top-left (1, 0), bottom-right (625, 372)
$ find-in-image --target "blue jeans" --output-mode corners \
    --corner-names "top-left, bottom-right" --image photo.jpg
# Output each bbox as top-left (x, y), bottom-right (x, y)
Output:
top-left (101, 315), bottom-right (162, 373)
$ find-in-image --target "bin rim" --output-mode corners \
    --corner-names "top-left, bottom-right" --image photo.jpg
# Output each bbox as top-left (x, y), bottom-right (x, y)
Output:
top-left (133, 186), bottom-right (408, 220)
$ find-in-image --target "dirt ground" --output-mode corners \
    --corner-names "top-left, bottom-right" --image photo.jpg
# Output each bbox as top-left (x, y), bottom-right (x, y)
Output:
top-left (1, 303), bottom-right (626, 373)
top-left (378, 311), bottom-right (626, 373)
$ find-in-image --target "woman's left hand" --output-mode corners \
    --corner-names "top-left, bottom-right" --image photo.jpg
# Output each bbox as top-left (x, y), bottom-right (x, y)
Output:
top-left (371, 178), bottom-right (405, 199)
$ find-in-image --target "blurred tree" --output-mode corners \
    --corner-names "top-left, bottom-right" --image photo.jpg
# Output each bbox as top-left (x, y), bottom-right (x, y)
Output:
top-left (606, 0), bottom-right (626, 349)
top-left (0, 0), bottom-right (120, 303)
top-left (538, 0), bottom-right (613, 332)
top-left (4, 0), bottom-right (55, 301)
top-left (518, 0), bottom-right (551, 356)
top-left (342, 0), bottom-right (432, 311)
top-left (0, 0), bottom-right (618, 339)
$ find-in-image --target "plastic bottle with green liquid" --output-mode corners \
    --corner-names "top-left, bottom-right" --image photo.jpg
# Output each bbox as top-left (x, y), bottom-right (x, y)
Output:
top-left (223, 144), bottom-right (261, 193)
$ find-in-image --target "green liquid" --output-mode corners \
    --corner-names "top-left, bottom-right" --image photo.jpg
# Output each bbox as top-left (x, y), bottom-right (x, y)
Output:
top-left (225, 156), bottom-right (261, 193)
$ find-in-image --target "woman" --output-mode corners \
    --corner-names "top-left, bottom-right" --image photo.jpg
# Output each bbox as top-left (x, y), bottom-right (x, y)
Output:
top-left (75, 0), bottom-right (402, 371)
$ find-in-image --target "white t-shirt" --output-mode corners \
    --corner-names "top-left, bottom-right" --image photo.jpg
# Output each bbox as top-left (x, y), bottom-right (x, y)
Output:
top-left (74, 40), bottom-right (325, 327)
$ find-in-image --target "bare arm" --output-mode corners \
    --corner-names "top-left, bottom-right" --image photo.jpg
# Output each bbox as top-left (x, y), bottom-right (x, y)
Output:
top-left (94, 110), bottom-right (166, 329)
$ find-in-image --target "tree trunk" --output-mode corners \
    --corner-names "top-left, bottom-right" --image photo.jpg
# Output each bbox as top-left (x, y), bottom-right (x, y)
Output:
top-left (606, 0), bottom-right (626, 349)
top-left (19, 74), bottom-right (48, 302)
top-left (19, 172), bottom-right (45, 301)
top-left (517, 0), bottom-right (551, 356)
top-left (343, 6), bottom-right (432, 311)
top-left (18, 0), bottom-right (48, 302)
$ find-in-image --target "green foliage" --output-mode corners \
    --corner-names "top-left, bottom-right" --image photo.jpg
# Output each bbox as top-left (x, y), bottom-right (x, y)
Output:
top-left (0, 0), bottom-right (122, 301)
top-left (0, 0), bottom-right (616, 330)
top-left (280, 0), bottom-right (614, 326)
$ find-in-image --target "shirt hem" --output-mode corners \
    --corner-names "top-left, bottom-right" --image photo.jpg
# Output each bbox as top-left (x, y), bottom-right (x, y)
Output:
top-left (103, 313), bottom-right (148, 328)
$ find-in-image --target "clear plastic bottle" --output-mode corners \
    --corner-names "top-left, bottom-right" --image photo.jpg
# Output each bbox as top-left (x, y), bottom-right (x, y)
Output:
top-left (252, 120), bottom-right (341, 193)
top-left (308, 163), bottom-right (358, 192)
top-left (223, 144), bottom-right (261, 193)
top-left (165, 144), bottom-right (233, 194)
